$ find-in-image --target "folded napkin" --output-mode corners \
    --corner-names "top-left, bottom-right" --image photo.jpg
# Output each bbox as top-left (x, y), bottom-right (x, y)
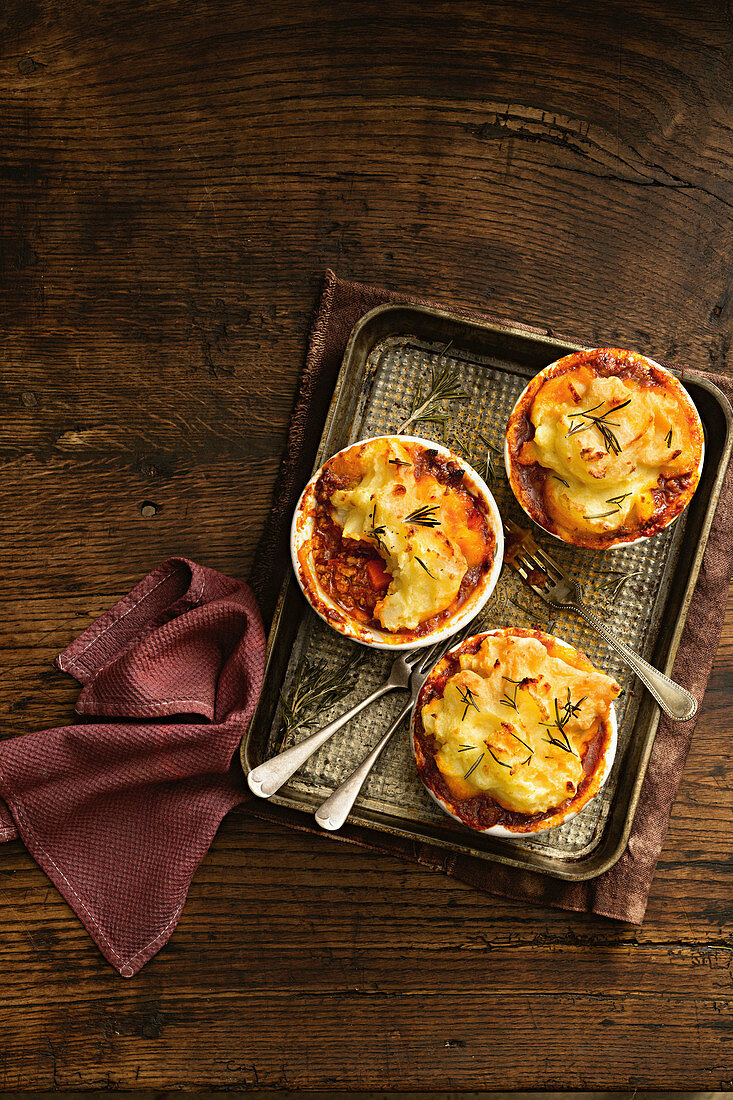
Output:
top-left (249, 269), bottom-right (733, 925)
top-left (0, 558), bottom-right (265, 976)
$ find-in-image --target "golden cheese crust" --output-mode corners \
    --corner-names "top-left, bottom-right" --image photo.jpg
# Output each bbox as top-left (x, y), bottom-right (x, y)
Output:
top-left (413, 628), bottom-right (620, 833)
top-left (505, 348), bottom-right (704, 549)
top-left (296, 437), bottom-right (497, 643)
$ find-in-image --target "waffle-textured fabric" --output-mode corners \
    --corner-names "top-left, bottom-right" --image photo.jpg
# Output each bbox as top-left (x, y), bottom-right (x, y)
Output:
top-left (0, 558), bottom-right (265, 976)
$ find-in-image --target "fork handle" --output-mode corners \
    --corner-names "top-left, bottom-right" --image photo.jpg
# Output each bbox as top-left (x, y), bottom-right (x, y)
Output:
top-left (247, 681), bottom-right (395, 798)
top-left (570, 604), bottom-right (698, 721)
top-left (315, 699), bottom-right (413, 831)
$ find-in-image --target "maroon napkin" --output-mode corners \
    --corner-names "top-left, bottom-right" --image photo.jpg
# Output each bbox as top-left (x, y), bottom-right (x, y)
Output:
top-left (249, 269), bottom-right (733, 925)
top-left (0, 558), bottom-right (264, 976)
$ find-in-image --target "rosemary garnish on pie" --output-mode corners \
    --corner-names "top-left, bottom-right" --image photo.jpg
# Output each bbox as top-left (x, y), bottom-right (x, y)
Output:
top-left (584, 491), bottom-right (632, 520)
top-left (404, 504), bottom-right (441, 528)
top-left (507, 729), bottom-right (534, 765)
top-left (457, 684), bottom-right (479, 720)
top-left (464, 751), bottom-right (487, 779)
top-left (606, 492), bottom-right (631, 508)
top-left (368, 504), bottom-right (388, 551)
top-left (499, 675), bottom-right (523, 711)
top-left (485, 746), bottom-right (512, 770)
top-left (539, 687), bottom-right (585, 755)
top-left (415, 556), bottom-right (436, 578)
top-left (583, 509), bottom-right (620, 520)
top-left (566, 398), bottom-right (632, 456)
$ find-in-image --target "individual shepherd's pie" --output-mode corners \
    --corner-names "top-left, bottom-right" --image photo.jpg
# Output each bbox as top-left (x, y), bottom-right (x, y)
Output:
top-left (413, 629), bottom-right (621, 833)
top-left (505, 348), bottom-right (704, 549)
top-left (293, 436), bottom-right (499, 643)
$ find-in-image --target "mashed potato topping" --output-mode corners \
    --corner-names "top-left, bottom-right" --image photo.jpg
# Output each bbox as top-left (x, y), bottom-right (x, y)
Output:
top-left (418, 630), bottom-right (620, 819)
top-left (506, 349), bottom-right (704, 548)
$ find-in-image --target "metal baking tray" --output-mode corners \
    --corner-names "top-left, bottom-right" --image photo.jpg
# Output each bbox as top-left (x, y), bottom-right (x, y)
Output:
top-left (241, 304), bottom-right (732, 881)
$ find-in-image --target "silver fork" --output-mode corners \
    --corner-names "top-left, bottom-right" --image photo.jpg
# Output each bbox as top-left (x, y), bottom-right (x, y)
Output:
top-left (247, 646), bottom-right (433, 799)
top-left (314, 633), bottom-right (461, 832)
top-left (504, 519), bottom-right (697, 721)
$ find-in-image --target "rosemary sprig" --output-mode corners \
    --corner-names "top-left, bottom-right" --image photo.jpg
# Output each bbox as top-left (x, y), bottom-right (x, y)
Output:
top-left (665, 428), bottom-right (673, 447)
top-left (457, 744), bottom-right (476, 752)
top-left (499, 675), bottom-right (522, 711)
top-left (475, 430), bottom-right (502, 488)
top-left (457, 684), bottom-right (479, 721)
top-left (507, 597), bottom-right (557, 636)
top-left (415, 556), bottom-right (435, 578)
top-left (539, 688), bottom-right (584, 755)
top-left (584, 489), bottom-right (631, 519)
top-left (552, 474), bottom-right (569, 487)
top-left (404, 504), bottom-right (441, 528)
top-left (507, 729), bottom-right (533, 753)
top-left (464, 751), bottom-right (485, 780)
top-left (508, 597), bottom-right (543, 618)
top-left (368, 504), bottom-right (387, 551)
top-left (396, 360), bottom-right (469, 435)
top-left (485, 746), bottom-right (512, 770)
top-left (596, 567), bottom-right (645, 601)
top-left (567, 401), bottom-right (604, 418)
top-left (583, 508), bottom-right (622, 520)
top-left (280, 650), bottom-right (365, 734)
top-left (542, 734), bottom-right (575, 754)
top-left (606, 492), bottom-right (631, 508)
top-left (449, 427), bottom-right (501, 488)
top-left (388, 458), bottom-right (412, 467)
top-left (507, 729), bottom-right (534, 765)
top-left (565, 399), bottom-right (631, 456)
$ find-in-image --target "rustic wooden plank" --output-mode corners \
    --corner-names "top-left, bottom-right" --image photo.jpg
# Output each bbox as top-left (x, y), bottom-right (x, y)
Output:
top-left (0, 986), bottom-right (730, 1090)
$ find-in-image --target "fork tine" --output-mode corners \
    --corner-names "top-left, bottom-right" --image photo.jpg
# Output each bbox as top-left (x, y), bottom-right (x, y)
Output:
top-left (507, 552), bottom-right (532, 583)
top-left (516, 546), bottom-right (561, 584)
top-left (403, 612), bottom-right (484, 670)
top-left (404, 646), bottom-right (428, 668)
top-left (505, 547), bottom-right (552, 605)
top-left (418, 626), bottom-right (473, 674)
top-left (416, 638), bottom-right (445, 673)
top-left (526, 542), bottom-right (565, 581)
top-left (505, 521), bottom-right (564, 585)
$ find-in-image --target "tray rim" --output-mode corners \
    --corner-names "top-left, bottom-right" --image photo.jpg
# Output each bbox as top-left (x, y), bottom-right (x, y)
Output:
top-left (241, 303), bottom-right (733, 881)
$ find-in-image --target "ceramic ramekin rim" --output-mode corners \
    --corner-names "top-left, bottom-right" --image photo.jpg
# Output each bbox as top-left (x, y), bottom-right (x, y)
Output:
top-left (409, 627), bottom-right (619, 837)
top-left (503, 350), bottom-right (706, 551)
top-left (290, 434), bottom-right (505, 649)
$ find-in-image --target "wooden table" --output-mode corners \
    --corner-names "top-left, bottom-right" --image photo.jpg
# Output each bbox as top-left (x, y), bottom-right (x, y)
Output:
top-left (1, 1), bottom-right (731, 1091)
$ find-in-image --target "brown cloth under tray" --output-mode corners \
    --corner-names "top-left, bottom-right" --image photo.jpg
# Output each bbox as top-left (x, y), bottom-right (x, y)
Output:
top-left (248, 268), bottom-right (733, 924)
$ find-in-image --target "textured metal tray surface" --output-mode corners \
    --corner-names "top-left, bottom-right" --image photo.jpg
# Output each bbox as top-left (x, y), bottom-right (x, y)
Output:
top-left (243, 306), bottom-right (732, 880)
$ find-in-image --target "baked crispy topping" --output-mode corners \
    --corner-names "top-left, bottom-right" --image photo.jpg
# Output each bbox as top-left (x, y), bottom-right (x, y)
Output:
top-left (415, 629), bottom-right (620, 827)
top-left (506, 349), bottom-right (704, 548)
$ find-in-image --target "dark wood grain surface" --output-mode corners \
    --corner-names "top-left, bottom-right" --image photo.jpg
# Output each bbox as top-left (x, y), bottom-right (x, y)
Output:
top-left (1, 0), bottom-right (731, 1091)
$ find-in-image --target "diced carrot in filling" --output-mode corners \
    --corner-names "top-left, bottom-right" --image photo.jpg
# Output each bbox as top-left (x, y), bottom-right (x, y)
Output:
top-left (366, 558), bottom-right (391, 592)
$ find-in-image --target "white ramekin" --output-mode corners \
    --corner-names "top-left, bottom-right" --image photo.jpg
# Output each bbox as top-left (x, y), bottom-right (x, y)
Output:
top-left (504, 352), bottom-right (705, 551)
top-left (290, 435), bottom-right (504, 650)
top-left (410, 629), bottom-right (618, 836)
